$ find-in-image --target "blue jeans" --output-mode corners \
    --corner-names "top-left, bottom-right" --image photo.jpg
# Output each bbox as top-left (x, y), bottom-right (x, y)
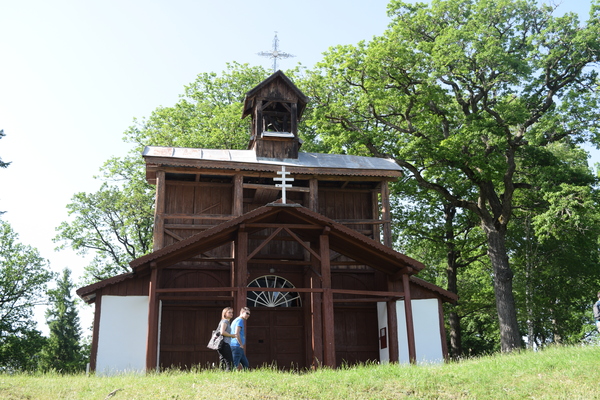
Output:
top-left (231, 345), bottom-right (249, 370)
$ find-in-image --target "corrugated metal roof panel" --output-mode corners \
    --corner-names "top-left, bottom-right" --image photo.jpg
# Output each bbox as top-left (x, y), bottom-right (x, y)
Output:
top-left (143, 146), bottom-right (401, 172)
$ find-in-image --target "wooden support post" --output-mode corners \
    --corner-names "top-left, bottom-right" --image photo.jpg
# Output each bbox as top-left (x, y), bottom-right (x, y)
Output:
top-left (372, 189), bottom-right (381, 243)
top-left (233, 174), bottom-right (243, 217)
top-left (310, 252), bottom-right (323, 368)
top-left (146, 263), bottom-right (160, 371)
top-left (438, 298), bottom-right (450, 361)
top-left (402, 273), bottom-right (416, 364)
top-left (154, 170), bottom-right (166, 251)
top-left (320, 232), bottom-right (336, 368)
top-left (235, 229), bottom-right (248, 313)
top-left (89, 294), bottom-right (102, 372)
top-left (309, 178), bottom-right (318, 212)
top-left (381, 181), bottom-right (392, 248)
top-left (291, 103), bottom-right (298, 135)
top-left (386, 299), bottom-right (399, 363)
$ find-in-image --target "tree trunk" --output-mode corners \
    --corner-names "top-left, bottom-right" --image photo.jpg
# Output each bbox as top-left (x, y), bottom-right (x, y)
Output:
top-left (446, 249), bottom-right (461, 357)
top-left (444, 204), bottom-right (462, 358)
top-left (524, 215), bottom-right (535, 349)
top-left (483, 224), bottom-right (521, 351)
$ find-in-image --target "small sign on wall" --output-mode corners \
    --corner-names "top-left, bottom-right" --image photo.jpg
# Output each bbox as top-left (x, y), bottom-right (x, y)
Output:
top-left (380, 327), bottom-right (387, 349)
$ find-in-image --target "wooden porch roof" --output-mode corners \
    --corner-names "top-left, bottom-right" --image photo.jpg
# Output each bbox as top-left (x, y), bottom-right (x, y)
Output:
top-left (76, 202), bottom-right (458, 304)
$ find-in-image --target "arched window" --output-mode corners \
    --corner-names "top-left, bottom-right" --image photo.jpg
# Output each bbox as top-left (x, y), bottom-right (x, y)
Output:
top-left (247, 275), bottom-right (302, 308)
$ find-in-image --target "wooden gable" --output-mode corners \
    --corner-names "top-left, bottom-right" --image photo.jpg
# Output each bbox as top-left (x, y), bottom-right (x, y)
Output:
top-left (130, 202), bottom-right (427, 276)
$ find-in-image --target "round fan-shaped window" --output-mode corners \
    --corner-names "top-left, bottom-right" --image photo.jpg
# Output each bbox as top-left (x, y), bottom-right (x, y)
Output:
top-left (247, 275), bottom-right (302, 308)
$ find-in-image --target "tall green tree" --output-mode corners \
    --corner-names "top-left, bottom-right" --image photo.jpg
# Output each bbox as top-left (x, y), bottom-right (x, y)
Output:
top-left (38, 268), bottom-right (86, 373)
top-left (392, 185), bottom-right (488, 357)
top-left (306, 0), bottom-right (600, 351)
top-left (0, 220), bottom-right (53, 371)
top-left (55, 180), bottom-right (154, 282)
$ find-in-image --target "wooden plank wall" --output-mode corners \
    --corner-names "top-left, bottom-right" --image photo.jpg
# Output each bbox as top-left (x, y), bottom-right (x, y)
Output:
top-left (163, 181), bottom-right (233, 246)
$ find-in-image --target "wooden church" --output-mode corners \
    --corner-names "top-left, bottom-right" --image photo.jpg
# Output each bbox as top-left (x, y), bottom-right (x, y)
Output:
top-left (77, 71), bottom-right (457, 374)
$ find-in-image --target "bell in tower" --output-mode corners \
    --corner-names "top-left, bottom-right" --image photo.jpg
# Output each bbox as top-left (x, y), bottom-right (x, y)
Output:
top-left (242, 70), bottom-right (309, 159)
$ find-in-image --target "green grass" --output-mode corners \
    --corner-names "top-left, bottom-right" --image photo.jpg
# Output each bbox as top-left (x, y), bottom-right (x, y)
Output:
top-left (2, 345), bottom-right (600, 399)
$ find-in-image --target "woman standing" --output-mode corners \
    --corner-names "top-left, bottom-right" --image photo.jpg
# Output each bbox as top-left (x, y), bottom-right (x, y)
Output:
top-left (216, 307), bottom-right (235, 371)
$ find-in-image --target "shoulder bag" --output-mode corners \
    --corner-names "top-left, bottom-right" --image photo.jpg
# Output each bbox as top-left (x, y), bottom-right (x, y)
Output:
top-left (207, 323), bottom-right (224, 350)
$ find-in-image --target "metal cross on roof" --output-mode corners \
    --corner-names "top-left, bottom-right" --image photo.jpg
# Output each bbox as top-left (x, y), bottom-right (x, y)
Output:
top-left (273, 165), bottom-right (294, 204)
top-left (257, 32), bottom-right (295, 73)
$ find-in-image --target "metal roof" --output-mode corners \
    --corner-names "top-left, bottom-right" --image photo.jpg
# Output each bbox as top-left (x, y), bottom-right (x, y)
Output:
top-left (143, 146), bottom-right (402, 173)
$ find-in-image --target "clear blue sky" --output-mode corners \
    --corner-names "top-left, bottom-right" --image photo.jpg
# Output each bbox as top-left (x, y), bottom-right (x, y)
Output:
top-left (0, 0), bottom-right (595, 335)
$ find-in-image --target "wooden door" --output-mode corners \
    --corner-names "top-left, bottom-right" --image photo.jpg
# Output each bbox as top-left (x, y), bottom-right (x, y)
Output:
top-left (334, 305), bottom-right (379, 366)
top-left (245, 308), bottom-right (305, 370)
top-left (159, 305), bottom-right (222, 370)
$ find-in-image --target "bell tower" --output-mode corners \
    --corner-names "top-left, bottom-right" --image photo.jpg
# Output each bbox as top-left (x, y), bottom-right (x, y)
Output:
top-left (242, 71), bottom-right (309, 159)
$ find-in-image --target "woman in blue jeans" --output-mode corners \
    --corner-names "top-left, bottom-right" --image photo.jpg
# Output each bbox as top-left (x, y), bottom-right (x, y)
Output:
top-left (216, 307), bottom-right (235, 371)
top-left (230, 307), bottom-right (251, 369)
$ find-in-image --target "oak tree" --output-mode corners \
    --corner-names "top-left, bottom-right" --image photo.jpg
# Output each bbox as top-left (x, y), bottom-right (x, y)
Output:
top-left (306, 0), bottom-right (600, 351)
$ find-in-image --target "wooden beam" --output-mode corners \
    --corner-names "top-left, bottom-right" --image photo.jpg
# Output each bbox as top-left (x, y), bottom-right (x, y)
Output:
top-left (372, 190), bottom-right (381, 243)
top-left (309, 178), bottom-right (318, 212)
top-left (331, 288), bottom-right (403, 297)
top-left (243, 183), bottom-right (310, 192)
top-left (320, 234), bottom-right (336, 367)
top-left (390, 268), bottom-right (413, 281)
top-left (283, 227), bottom-right (321, 261)
top-left (402, 273), bottom-right (416, 364)
top-left (156, 287), bottom-right (241, 293)
top-left (164, 229), bottom-right (184, 241)
top-left (235, 230), bottom-right (248, 313)
top-left (154, 286), bottom-right (403, 298)
top-left (309, 253), bottom-right (323, 369)
top-left (154, 170), bottom-right (166, 251)
top-left (158, 295), bottom-right (234, 301)
top-left (164, 224), bottom-right (216, 230)
top-left (333, 297), bottom-right (398, 303)
top-left (438, 297), bottom-right (450, 361)
top-left (89, 293), bottom-right (102, 372)
top-left (248, 259), bottom-right (310, 265)
top-left (233, 174), bottom-right (243, 216)
top-left (386, 277), bottom-right (401, 363)
top-left (386, 300), bottom-right (399, 362)
top-left (334, 219), bottom-right (390, 225)
top-left (381, 181), bottom-right (392, 248)
top-left (146, 263), bottom-right (160, 371)
top-left (163, 213), bottom-right (232, 220)
top-left (247, 227), bottom-right (283, 260)
top-left (245, 223), bottom-right (321, 230)
top-left (291, 102), bottom-right (298, 135)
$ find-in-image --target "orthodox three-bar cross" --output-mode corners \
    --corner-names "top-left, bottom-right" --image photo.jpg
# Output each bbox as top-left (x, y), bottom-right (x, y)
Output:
top-left (274, 165), bottom-right (294, 204)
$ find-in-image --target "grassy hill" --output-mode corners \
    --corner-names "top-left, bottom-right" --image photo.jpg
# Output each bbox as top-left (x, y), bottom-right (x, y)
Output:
top-left (2, 345), bottom-right (599, 399)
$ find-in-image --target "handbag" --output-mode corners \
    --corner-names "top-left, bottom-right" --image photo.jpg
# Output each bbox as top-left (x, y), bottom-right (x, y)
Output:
top-left (207, 328), bottom-right (224, 350)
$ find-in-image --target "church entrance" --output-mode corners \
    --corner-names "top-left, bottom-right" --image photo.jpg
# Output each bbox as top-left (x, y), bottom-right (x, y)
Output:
top-left (245, 275), bottom-right (305, 369)
top-left (246, 308), bottom-right (305, 369)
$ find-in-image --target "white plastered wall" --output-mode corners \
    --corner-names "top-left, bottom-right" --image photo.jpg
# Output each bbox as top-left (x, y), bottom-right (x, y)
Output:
top-left (378, 298), bottom-right (444, 364)
top-left (95, 295), bottom-right (150, 376)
